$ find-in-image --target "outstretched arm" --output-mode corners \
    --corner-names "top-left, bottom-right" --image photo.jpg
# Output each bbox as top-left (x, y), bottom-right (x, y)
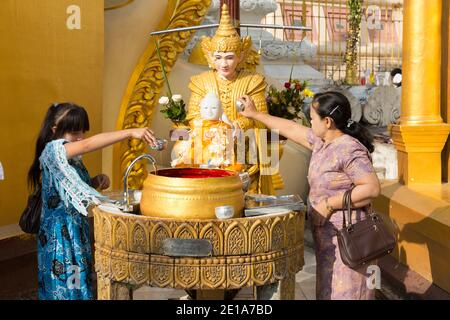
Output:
top-left (238, 95), bottom-right (312, 150)
top-left (64, 128), bottom-right (157, 159)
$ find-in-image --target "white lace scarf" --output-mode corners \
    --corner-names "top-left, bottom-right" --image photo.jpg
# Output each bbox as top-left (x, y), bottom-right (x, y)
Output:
top-left (40, 139), bottom-right (105, 216)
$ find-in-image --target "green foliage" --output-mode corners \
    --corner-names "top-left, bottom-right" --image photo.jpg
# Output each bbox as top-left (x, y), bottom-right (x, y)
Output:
top-left (159, 98), bottom-right (187, 125)
top-left (266, 79), bottom-right (312, 127)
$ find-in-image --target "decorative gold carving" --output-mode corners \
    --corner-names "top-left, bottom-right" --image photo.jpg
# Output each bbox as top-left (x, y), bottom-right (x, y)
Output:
top-left (226, 257), bottom-right (252, 288)
top-left (252, 260), bottom-right (273, 285)
top-left (112, 217), bottom-right (129, 252)
top-left (249, 221), bottom-right (269, 254)
top-left (102, 216), bottom-right (112, 249)
top-left (200, 258), bottom-right (226, 289)
top-left (199, 222), bottom-right (223, 256)
top-left (112, 0), bottom-right (212, 190)
top-left (174, 222), bottom-right (198, 239)
top-left (150, 255), bottom-right (174, 288)
top-left (93, 207), bottom-right (305, 297)
top-left (174, 258), bottom-right (200, 289)
top-left (151, 222), bottom-right (173, 254)
top-left (270, 219), bottom-right (285, 251)
top-left (110, 251), bottom-right (129, 282)
top-left (224, 221), bottom-right (248, 255)
top-left (129, 253), bottom-right (149, 285)
top-left (129, 221), bottom-right (149, 254)
top-left (285, 214), bottom-right (296, 247)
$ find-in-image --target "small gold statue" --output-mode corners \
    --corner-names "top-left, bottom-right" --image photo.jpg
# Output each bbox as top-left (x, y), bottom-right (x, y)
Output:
top-left (175, 4), bottom-right (278, 195)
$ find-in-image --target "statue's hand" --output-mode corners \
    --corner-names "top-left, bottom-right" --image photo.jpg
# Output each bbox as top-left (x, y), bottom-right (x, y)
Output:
top-left (238, 95), bottom-right (258, 119)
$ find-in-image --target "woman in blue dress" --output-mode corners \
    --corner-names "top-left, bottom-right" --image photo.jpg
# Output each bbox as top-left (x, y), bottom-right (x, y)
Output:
top-left (28, 103), bottom-right (157, 300)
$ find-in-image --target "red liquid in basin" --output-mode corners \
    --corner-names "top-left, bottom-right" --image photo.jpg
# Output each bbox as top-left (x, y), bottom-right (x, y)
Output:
top-left (154, 168), bottom-right (235, 179)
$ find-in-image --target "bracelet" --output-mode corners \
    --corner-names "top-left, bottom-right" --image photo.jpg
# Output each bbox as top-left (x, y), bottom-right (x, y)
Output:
top-left (325, 198), bottom-right (334, 215)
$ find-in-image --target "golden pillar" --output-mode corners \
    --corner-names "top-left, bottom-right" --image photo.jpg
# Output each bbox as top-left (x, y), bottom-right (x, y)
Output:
top-left (390, 0), bottom-right (450, 184)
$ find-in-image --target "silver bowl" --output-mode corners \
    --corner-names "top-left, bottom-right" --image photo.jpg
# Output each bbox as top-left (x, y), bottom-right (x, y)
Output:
top-left (215, 205), bottom-right (234, 219)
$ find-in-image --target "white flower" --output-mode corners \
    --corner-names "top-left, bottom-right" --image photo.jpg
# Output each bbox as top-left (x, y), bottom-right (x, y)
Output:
top-left (172, 94), bottom-right (182, 102)
top-left (159, 96), bottom-right (169, 105)
top-left (287, 106), bottom-right (296, 115)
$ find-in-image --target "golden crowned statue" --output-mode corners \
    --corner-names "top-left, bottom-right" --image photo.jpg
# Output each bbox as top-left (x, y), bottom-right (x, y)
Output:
top-left (172, 4), bottom-right (280, 195)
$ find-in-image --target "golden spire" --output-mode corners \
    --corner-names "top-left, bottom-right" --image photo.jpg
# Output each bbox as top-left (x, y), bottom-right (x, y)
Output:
top-left (199, 4), bottom-right (253, 69)
top-left (209, 4), bottom-right (242, 53)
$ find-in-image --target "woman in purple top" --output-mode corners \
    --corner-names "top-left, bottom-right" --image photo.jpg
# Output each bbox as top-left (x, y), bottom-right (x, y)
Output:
top-left (238, 91), bottom-right (380, 300)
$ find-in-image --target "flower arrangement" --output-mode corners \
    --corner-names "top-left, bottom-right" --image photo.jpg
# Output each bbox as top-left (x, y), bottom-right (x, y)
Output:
top-left (266, 77), bottom-right (314, 127)
top-left (155, 40), bottom-right (188, 125)
top-left (158, 94), bottom-right (187, 125)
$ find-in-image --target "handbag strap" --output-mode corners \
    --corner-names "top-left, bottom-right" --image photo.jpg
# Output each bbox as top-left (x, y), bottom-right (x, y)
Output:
top-left (342, 185), bottom-right (356, 229)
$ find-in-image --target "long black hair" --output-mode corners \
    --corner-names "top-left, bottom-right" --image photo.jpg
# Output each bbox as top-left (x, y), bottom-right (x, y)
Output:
top-left (312, 91), bottom-right (374, 153)
top-left (27, 103), bottom-right (90, 192)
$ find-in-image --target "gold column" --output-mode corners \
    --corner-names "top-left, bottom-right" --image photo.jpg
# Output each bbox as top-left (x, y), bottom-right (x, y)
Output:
top-left (390, 0), bottom-right (450, 184)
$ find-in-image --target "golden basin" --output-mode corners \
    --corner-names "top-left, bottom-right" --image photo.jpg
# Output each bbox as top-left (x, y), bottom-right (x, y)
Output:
top-left (140, 168), bottom-right (244, 219)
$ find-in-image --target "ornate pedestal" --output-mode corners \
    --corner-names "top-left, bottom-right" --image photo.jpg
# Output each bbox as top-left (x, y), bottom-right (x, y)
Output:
top-left (93, 206), bottom-right (305, 300)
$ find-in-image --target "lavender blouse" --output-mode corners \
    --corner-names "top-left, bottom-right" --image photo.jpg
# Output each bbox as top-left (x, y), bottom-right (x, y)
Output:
top-left (306, 129), bottom-right (375, 225)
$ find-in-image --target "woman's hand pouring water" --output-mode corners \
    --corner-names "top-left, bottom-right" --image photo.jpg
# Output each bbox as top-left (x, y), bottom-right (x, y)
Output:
top-left (130, 128), bottom-right (157, 147)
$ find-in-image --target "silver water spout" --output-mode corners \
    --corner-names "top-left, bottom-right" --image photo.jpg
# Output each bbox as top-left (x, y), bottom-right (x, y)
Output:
top-left (123, 154), bottom-right (157, 211)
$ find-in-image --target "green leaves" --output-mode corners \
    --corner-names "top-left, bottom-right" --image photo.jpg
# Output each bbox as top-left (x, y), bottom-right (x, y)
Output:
top-left (160, 97), bottom-right (187, 125)
top-left (266, 80), bottom-right (311, 126)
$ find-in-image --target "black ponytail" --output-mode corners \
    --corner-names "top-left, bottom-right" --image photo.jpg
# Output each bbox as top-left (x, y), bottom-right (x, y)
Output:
top-left (341, 121), bottom-right (374, 153)
top-left (312, 91), bottom-right (374, 153)
top-left (27, 103), bottom-right (89, 192)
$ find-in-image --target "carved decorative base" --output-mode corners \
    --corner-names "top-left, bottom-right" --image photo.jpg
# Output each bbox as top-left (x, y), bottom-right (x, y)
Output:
top-left (93, 206), bottom-right (305, 300)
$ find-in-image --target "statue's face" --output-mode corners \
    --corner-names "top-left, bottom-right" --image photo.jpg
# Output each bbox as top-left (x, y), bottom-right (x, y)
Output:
top-left (200, 93), bottom-right (221, 120)
top-left (213, 51), bottom-right (241, 79)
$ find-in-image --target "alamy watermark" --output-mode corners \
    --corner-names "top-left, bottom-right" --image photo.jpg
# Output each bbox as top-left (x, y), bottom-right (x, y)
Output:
top-left (366, 265), bottom-right (381, 290)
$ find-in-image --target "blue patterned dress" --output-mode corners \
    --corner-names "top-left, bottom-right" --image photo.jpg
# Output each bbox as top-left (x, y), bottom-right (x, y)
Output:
top-left (37, 140), bottom-right (102, 300)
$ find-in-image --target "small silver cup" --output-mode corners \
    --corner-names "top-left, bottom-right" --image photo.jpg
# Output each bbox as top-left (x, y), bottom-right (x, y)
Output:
top-left (215, 205), bottom-right (234, 220)
top-left (150, 138), bottom-right (168, 151)
top-left (236, 100), bottom-right (245, 112)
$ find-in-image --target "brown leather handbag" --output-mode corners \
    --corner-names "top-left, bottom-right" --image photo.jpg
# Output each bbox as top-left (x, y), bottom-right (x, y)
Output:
top-left (336, 186), bottom-right (396, 269)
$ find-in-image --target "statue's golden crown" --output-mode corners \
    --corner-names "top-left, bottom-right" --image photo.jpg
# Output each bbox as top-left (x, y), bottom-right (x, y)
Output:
top-left (201, 4), bottom-right (253, 68)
